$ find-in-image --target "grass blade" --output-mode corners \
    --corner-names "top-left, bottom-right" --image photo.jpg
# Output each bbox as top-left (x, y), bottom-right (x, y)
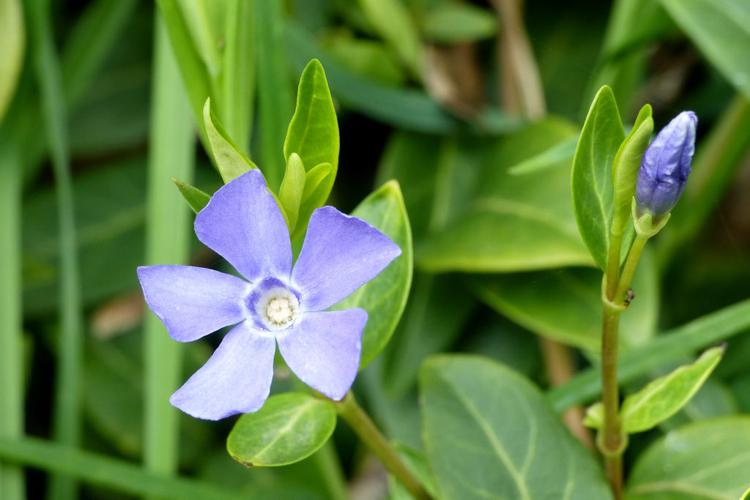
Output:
top-left (28, 0), bottom-right (83, 498)
top-left (143, 12), bottom-right (196, 480)
top-left (0, 437), bottom-right (242, 500)
top-left (0, 132), bottom-right (25, 500)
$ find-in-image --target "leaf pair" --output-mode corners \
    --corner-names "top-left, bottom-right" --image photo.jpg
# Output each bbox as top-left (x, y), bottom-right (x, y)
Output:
top-left (572, 86), bottom-right (653, 269)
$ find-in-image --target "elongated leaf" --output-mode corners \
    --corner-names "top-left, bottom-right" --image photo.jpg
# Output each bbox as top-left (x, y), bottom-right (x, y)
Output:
top-left (620, 346), bottom-right (724, 433)
top-left (473, 246), bottom-right (657, 352)
top-left (220, 0), bottom-right (254, 152)
top-left (627, 417), bottom-right (750, 499)
top-left (420, 356), bottom-right (611, 499)
top-left (203, 99), bottom-right (255, 183)
top-left (422, 3), bottom-right (496, 43)
top-left (284, 59), bottom-right (339, 212)
top-left (661, 0), bottom-right (750, 99)
top-left (571, 85), bottom-right (624, 270)
top-left (173, 178), bottom-right (210, 213)
top-left (335, 182), bottom-right (413, 367)
top-left (278, 153), bottom-right (306, 231)
top-left (227, 393), bottom-right (337, 467)
top-left (418, 119), bottom-right (592, 272)
top-left (357, 0), bottom-right (422, 77)
top-left (0, 0), bottom-right (24, 123)
top-left (548, 298), bottom-right (750, 412)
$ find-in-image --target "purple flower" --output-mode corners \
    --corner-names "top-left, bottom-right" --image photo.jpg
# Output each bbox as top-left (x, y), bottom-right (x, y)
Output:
top-left (137, 170), bottom-right (400, 420)
top-left (635, 111), bottom-right (697, 217)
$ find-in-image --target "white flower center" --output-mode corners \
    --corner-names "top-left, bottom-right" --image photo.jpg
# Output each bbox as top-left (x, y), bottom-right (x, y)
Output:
top-left (255, 287), bottom-right (299, 331)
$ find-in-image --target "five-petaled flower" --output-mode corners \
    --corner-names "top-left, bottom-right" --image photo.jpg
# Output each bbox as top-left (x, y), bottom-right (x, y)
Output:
top-left (636, 111), bottom-right (697, 217)
top-left (137, 170), bottom-right (401, 420)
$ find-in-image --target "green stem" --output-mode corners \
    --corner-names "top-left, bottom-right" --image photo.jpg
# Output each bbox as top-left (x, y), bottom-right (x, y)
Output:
top-left (599, 232), bottom-right (649, 499)
top-left (0, 138), bottom-right (25, 500)
top-left (30, 1), bottom-right (84, 498)
top-left (143, 14), bottom-right (195, 481)
top-left (336, 392), bottom-right (431, 500)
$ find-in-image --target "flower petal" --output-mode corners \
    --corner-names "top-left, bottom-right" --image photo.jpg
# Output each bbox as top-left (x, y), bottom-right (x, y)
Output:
top-left (277, 309), bottom-right (367, 400)
top-left (292, 206), bottom-right (401, 311)
top-left (170, 322), bottom-right (275, 420)
top-left (195, 170), bottom-right (292, 282)
top-left (137, 265), bottom-right (249, 342)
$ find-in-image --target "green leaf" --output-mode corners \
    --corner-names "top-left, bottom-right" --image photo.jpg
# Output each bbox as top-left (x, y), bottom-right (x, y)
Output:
top-left (661, 0), bottom-right (750, 99)
top-left (571, 85), bottom-right (625, 270)
top-left (284, 59), bottom-right (339, 218)
top-left (0, 0), bottom-right (24, 123)
top-left (335, 182), bottom-right (413, 367)
top-left (418, 119), bottom-right (592, 272)
top-left (422, 3), bottom-right (497, 44)
top-left (627, 417), bottom-right (750, 499)
top-left (278, 153), bottom-right (306, 231)
top-left (322, 34), bottom-right (405, 86)
top-left (472, 247), bottom-right (658, 352)
top-left (357, 0), bottom-right (423, 78)
top-left (227, 393), bottom-right (337, 467)
top-left (203, 98), bottom-right (255, 183)
top-left (507, 137), bottom-right (577, 176)
top-left (611, 104), bottom-right (653, 235)
top-left (172, 178), bottom-right (210, 213)
top-left (620, 346), bottom-right (724, 433)
top-left (547, 299), bottom-right (750, 413)
top-left (292, 162), bottom-right (334, 241)
top-left (420, 356), bottom-right (611, 499)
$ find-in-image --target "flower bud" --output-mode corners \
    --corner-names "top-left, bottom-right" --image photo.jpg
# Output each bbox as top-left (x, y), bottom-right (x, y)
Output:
top-left (635, 111), bottom-right (697, 217)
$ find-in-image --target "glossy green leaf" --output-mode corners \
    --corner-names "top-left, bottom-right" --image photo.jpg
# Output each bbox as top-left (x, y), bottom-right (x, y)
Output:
top-left (357, 0), bottom-right (422, 78)
top-left (627, 417), bottom-right (750, 499)
top-left (173, 178), bottom-right (210, 213)
top-left (422, 3), bottom-right (496, 43)
top-left (203, 98), bottom-right (255, 183)
top-left (473, 247), bottom-right (658, 352)
top-left (418, 119), bottom-right (592, 272)
top-left (227, 393), bottom-right (337, 467)
top-left (278, 153), bottom-right (306, 231)
top-left (611, 104), bottom-right (653, 235)
top-left (420, 356), bottom-right (611, 499)
top-left (661, 0), bottom-right (750, 99)
top-left (335, 181), bottom-right (413, 367)
top-left (571, 85), bottom-right (625, 270)
top-left (0, 0), bottom-right (24, 123)
top-left (284, 59), bottom-right (339, 218)
top-left (620, 346), bottom-right (724, 433)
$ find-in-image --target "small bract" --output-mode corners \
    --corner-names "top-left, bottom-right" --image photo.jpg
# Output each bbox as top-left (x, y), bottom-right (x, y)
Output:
top-left (137, 170), bottom-right (401, 420)
top-left (635, 111), bottom-right (697, 217)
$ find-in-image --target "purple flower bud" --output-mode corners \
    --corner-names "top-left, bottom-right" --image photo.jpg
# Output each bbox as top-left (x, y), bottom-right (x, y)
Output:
top-left (635, 111), bottom-right (697, 217)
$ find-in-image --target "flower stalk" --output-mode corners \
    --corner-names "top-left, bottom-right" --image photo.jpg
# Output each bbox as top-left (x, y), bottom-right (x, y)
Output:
top-left (335, 392), bottom-right (431, 500)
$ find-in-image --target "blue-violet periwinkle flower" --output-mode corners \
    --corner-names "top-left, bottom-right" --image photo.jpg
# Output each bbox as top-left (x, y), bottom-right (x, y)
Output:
top-left (635, 111), bottom-right (697, 217)
top-left (137, 170), bottom-right (401, 420)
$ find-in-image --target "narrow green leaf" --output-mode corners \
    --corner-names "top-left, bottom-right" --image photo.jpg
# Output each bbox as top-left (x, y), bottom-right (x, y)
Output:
top-left (420, 356), bottom-right (611, 499)
top-left (422, 3), bottom-right (497, 44)
top-left (627, 417), bottom-right (750, 499)
top-left (611, 104), bottom-right (653, 236)
top-left (661, 0), bottom-right (750, 99)
top-left (284, 59), bottom-right (339, 214)
top-left (336, 181), bottom-right (413, 367)
top-left (227, 393), bottom-right (337, 467)
top-left (548, 298), bottom-right (750, 412)
top-left (302, 162), bottom-right (333, 202)
top-left (0, 436), bottom-right (244, 500)
top-left (278, 152), bottom-right (306, 231)
top-left (203, 98), bottom-right (255, 183)
top-left (255, 0), bottom-right (293, 190)
top-left (220, 0), bottom-right (254, 152)
top-left (172, 178), bottom-right (210, 213)
top-left (507, 137), bottom-right (577, 176)
top-left (620, 346), bottom-right (724, 433)
top-left (357, 0), bottom-right (423, 78)
top-left (0, 0), bottom-right (24, 123)
top-left (571, 85), bottom-right (625, 270)
top-left (293, 161), bottom-right (334, 241)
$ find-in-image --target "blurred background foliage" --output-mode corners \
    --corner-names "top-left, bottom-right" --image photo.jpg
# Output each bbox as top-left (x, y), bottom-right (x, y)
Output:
top-left (1, 0), bottom-right (749, 498)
